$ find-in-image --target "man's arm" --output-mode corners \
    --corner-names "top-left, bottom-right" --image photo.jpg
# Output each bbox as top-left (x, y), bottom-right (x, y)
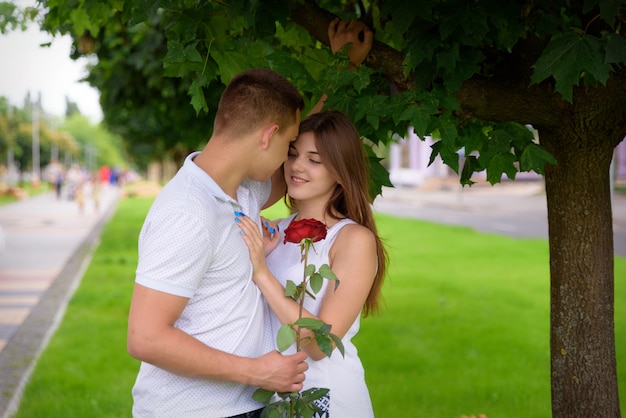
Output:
top-left (127, 283), bottom-right (308, 392)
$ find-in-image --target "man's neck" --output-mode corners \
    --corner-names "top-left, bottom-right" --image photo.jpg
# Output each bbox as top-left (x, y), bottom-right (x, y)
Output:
top-left (193, 139), bottom-right (249, 200)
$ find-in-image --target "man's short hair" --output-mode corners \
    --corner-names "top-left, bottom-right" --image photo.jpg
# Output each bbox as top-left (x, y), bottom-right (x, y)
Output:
top-left (214, 68), bottom-right (304, 140)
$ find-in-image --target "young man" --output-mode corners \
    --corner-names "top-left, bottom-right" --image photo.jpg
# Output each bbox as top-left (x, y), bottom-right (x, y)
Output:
top-left (127, 68), bottom-right (308, 418)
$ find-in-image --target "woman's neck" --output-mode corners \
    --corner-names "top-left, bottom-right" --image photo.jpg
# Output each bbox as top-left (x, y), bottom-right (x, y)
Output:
top-left (295, 200), bottom-right (342, 227)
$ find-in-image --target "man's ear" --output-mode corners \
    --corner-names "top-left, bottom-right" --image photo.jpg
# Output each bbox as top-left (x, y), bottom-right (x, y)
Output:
top-left (260, 123), bottom-right (280, 150)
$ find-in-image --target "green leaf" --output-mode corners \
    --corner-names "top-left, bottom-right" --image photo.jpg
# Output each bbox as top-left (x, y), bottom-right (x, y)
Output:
top-left (294, 317), bottom-right (325, 331)
top-left (428, 140), bottom-right (442, 167)
top-left (330, 333), bottom-right (345, 358)
top-left (315, 333), bottom-right (333, 357)
top-left (605, 35), bottom-right (626, 64)
top-left (69, 8), bottom-right (95, 37)
top-left (367, 155), bottom-right (393, 201)
top-left (309, 273), bottom-right (323, 294)
top-left (404, 34), bottom-right (441, 73)
top-left (319, 323), bottom-right (332, 334)
top-left (493, 122), bottom-right (534, 150)
top-left (296, 403), bottom-right (315, 418)
top-left (318, 264), bottom-right (337, 281)
top-left (211, 50), bottom-right (252, 84)
top-left (253, 388), bottom-right (275, 403)
top-left (519, 143), bottom-right (557, 174)
top-left (460, 155), bottom-right (480, 186)
top-left (163, 41), bottom-right (204, 77)
top-left (276, 324), bottom-right (295, 352)
top-left (430, 140), bottom-right (460, 174)
top-left (304, 263), bottom-right (315, 278)
top-left (284, 280), bottom-right (297, 298)
top-left (381, 0), bottom-right (420, 34)
top-left (531, 31), bottom-right (611, 102)
top-left (459, 124), bottom-right (487, 155)
top-left (485, 153), bottom-right (518, 184)
top-left (188, 78), bottom-right (207, 114)
top-left (436, 41), bottom-right (459, 71)
top-left (399, 101), bottom-right (438, 138)
top-left (300, 387), bottom-right (330, 402)
top-left (353, 94), bottom-right (386, 127)
top-left (598, 0), bottom-right (621, 25)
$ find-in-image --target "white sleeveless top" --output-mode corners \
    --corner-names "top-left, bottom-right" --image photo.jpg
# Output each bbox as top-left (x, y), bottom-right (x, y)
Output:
top-left (265, 214), bottom-right (375, 417)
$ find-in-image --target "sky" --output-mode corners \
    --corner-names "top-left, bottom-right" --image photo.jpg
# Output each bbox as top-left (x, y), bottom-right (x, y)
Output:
top-left (0, 12), bottom-right (103, 122)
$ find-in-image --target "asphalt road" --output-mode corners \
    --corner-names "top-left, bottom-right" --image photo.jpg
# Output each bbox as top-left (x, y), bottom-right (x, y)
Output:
top-left (373, 180), bottom-right (626, 258)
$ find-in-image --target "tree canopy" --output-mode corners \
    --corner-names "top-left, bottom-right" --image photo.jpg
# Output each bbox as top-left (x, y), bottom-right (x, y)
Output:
top-left (33, 1), bottom-right (626, 189)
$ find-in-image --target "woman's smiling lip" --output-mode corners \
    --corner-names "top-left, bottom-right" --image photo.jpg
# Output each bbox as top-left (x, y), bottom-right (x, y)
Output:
top-left (290, 176), bottom-right (308, 184)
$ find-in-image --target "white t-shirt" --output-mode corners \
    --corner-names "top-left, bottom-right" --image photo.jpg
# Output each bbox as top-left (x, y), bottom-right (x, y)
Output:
top-left (132, 152), bottom-right (273, 417)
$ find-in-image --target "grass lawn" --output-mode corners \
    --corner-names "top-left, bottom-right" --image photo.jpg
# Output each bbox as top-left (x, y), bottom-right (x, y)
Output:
top-left (11, 196), bottom-right (626, 417)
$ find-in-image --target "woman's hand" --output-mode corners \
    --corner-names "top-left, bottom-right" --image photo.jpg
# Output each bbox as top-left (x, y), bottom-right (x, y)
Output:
top-left (260, 216), bottom-right (281, 256)
top-left (328, 18), bottom-right (373, 68)
top-left (236, 215), bottom-right (279, 281)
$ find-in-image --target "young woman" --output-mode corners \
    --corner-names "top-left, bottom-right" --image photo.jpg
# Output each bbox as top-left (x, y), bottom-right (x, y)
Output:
top-left (236, 110), bottom-right (388, 417)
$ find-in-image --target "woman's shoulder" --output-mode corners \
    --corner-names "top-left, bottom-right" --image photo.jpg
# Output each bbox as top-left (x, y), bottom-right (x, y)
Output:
top-left (333, 220), bottom-right (375, 245)
top-left (329, 221), bottom-right (377, 264)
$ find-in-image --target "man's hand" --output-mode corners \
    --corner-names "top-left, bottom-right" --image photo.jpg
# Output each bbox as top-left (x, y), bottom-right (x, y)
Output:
top-left (252, 351), bottom-right (309, 393)
top-left (328, 18), bottom-right (373, 68)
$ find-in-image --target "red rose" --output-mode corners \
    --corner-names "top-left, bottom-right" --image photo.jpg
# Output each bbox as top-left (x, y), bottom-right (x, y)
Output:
top-left (283, 218), bottom-right (327, 244)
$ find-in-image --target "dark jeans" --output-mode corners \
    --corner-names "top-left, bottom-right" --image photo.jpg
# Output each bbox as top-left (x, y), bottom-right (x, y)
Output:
top-left (226, 408), bottom-right (264, 418)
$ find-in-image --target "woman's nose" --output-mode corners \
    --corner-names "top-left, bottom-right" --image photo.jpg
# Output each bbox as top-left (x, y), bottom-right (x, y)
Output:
top-left (290, 156), bottom-right (304, 172)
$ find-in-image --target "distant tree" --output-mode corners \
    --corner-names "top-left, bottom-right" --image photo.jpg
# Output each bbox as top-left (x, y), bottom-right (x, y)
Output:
top-left (65, 97), bottom-right (81, 117)
top-left (59, 113), bottom-right (129, 169)
top-left (0, 97), bottom-right (17, 158)
top-left (0, 1), bottom-right (37, 33)
top-left (19, 0), bottom-right (626, 416)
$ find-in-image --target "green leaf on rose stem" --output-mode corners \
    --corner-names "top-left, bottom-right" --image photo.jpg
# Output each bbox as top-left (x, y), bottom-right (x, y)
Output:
top-left (330, 333), bottom-right (345, 357)
top-left (315, 334), bottom-right (334, 357)
top-left (294, 283), bottom-right (307, 301)
top-left (284, 280), bottom-right (297, 298)
top-left (253, 388), bottom-right (275, 403)
top-left (301, 387), bottom-right (330, 402)
top-left (304, 263), bottom-right (315, 278)
top-left (276, 324), bottom-right (295, 352)
top-left (277, 391), bottom-right (292, 400)
top-left (310, 272), bottom-right (323, 294)
top-left (263, 405), bottom-right (283, 418)
top-left (295, 402), bottom-right (315, 418)
top-left (294, 317), bottom-right (325, 331)
top-left (267, 409), bottom-right (280, 418)
top-left (298, 404), bottom-right (316, 418)
top-left (318, 264), bottom-right (338, 281)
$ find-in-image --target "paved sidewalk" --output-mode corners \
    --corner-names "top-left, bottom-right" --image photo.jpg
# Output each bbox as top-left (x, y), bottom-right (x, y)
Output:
top-left (0, 185), bottom-right (120, 417)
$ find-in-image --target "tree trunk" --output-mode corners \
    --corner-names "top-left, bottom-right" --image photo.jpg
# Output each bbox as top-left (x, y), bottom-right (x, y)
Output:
top-left (542, 129), bottom-right (620, 417)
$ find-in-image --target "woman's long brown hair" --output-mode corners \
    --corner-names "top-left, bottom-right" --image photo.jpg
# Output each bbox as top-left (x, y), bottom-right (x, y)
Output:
top-left (288, 110), bottom-right (388, 316)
